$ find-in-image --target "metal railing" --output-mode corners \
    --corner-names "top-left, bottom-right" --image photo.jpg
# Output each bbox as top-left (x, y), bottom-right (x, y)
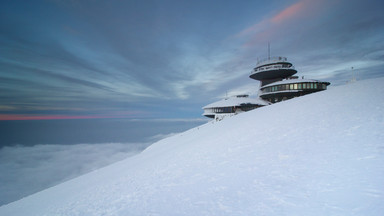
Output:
top-left (252, 63), bottom-right (295, 73)
top-left (256, 56), bottom-right (288, 65)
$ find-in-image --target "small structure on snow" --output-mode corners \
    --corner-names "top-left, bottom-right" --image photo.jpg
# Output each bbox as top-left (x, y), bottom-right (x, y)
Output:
top-left (202, 95), bottom-right (269, 120)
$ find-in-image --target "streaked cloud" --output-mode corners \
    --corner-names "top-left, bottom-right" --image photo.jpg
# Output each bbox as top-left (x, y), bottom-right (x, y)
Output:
top-left (231, 0), bottom-right (384, 89)
top-left (0, 0), bottom-right (383, 119)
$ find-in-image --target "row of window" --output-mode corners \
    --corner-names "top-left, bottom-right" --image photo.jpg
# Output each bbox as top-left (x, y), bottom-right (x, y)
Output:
top-left (208, 107), bottom-right (235, 113)
top-left (261, 82), bottom-right (327, 93)
top-left (207, 105), bottom-right (260, 114)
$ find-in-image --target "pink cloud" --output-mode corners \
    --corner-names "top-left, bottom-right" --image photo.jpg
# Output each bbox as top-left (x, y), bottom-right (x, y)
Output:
top-left (0, 114), bottom-right (107, 121)
top-left (236, 1), bottom-right (307, 38)
top-left (270, 1), bottom-right (306, 24)
top-left (234, 0), bottom-right (328, 48)
top-left (0, 111), bottom-right (145, 121)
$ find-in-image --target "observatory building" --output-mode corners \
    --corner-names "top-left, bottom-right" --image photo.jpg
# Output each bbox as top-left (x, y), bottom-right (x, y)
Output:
top-left (250, 56), bottom-right (330, 103)
top-left (202, 56), bottom-right (330, 120)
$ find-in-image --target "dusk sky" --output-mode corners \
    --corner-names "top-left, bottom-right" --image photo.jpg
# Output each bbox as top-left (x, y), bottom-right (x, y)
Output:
top-left (1, 0), bottom-right (384, 120)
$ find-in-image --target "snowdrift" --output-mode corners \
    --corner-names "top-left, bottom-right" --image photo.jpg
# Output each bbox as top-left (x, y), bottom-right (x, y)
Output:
top-left (1, 78), bottom-right (383, 216)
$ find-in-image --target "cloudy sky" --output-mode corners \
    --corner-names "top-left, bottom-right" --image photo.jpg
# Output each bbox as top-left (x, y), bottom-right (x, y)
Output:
top-left (1, 0), bottom-right (384, 120)
top-left (0, 142), bottom-right (152, 205)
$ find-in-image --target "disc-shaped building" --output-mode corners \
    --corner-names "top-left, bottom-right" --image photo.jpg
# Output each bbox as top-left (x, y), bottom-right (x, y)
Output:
top-left (250, 57), bottom-right (330, 103)
top-left (202, 56), bottom-right (330, 120)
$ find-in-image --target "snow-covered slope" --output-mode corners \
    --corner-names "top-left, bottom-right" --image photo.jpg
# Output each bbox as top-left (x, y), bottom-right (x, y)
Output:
top-left (1, 78), bottom-right (384, 216)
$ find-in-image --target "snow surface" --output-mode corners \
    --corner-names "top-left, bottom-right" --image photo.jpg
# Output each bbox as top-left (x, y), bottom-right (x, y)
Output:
top-left (1, 78), bottom-right (384, 216)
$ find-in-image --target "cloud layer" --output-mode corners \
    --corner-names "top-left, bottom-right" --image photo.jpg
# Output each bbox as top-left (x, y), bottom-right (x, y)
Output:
top-left (0, 142), bottom-right (151, 206)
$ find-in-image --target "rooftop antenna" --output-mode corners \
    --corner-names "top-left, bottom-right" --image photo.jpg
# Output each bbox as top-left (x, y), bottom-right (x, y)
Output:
top-left (268, 42), bottom-right (271, 60)
top-left (351, 67), bottom-right (356, 82)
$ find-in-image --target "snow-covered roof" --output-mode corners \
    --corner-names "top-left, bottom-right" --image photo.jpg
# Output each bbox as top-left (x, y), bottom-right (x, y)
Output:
top-left (203, 96), bottom-right (269, 109)
top-left (261, 78), bottom-right (330, 88)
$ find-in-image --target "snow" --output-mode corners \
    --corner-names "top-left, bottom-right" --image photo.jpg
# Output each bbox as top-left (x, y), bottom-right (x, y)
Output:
top-left (1, 78), bottom-right (384, 216)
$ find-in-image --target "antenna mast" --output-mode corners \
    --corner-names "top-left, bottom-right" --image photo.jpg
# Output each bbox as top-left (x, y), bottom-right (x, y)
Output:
top-left (351, 67), bottom-right (356, 82)
top-left (268, 42), bottom-right (270, 60)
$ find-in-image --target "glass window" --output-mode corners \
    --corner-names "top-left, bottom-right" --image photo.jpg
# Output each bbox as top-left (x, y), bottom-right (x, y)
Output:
top-left (294, 84), bottom-right (298, 89)
top-left (290, 84), bottom-right (294, 90)
top-left (322, 84), bottom-right (326, 89)
top-left (310, 83), bottom-right (313, 89)
top-left (298, 83), bottom-right (302, 89)
top-left (314, 83), bottom-right (317, 89)
top-left (303, 83), bottom-right (306, 89)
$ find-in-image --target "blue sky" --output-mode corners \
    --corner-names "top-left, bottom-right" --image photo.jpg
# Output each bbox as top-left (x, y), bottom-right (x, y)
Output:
top-left (1, 0), bottom-right (384, 120)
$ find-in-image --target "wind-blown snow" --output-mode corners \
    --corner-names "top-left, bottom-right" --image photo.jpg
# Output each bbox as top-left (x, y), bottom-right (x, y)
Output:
top-left (1, 78), bottom-right (383, 216)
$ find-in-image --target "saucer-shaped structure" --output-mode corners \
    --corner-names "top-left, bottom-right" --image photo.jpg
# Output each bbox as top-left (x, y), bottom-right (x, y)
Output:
top-left (250, 57), bottom-right (297, 87)
top-left (259, 78), bottom-right (331, 103)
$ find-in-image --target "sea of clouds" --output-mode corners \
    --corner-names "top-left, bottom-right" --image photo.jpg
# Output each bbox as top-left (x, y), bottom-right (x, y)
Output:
top-left (0, 142), bottom-right (152, 206)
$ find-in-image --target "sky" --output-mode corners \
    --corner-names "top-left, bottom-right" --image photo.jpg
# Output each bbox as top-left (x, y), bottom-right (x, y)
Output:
top-left (1, 0), bottom-right (384, 121)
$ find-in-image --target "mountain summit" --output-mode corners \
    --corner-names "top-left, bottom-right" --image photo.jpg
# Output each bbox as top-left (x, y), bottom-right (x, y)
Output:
top-left (1, 78), bottom-right (383, 216)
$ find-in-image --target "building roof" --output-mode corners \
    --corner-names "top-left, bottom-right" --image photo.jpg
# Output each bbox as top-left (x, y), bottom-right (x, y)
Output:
top-left (203, 95), bottom-right (269, 109)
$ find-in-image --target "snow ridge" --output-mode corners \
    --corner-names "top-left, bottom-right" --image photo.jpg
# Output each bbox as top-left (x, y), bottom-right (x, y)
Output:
top-left (1, 78), bottom-right (384, 216)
